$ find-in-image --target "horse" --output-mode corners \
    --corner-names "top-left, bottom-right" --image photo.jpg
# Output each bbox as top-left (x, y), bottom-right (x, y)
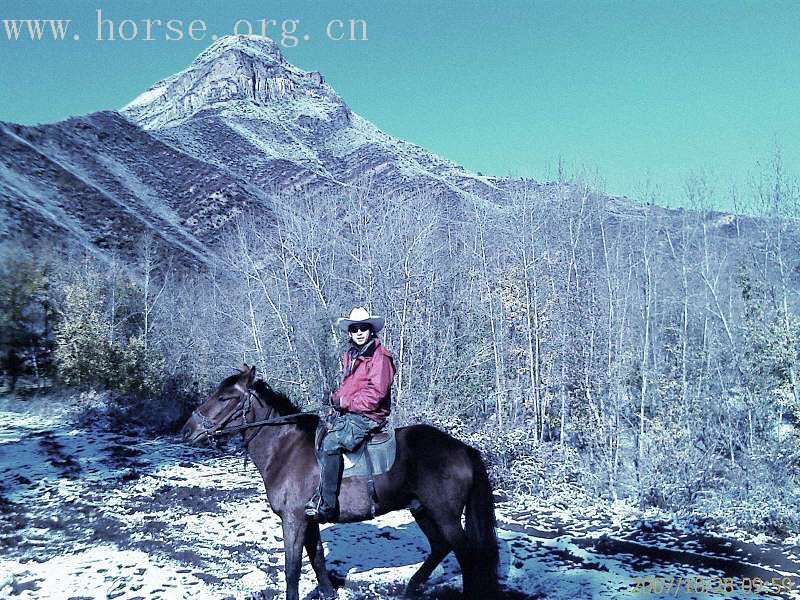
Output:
top-left (180, 365), bottom-right (499, 600)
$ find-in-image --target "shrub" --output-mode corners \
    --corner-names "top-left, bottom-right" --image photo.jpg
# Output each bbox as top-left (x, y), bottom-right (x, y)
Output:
top-left (54, 282), bottom-right (169, 409)
top-left (54, 284), bottom-right (115, 388)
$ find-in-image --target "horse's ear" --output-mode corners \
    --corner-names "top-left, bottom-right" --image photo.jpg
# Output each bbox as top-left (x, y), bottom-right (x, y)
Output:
top-left (239, 363), bottom-right (250, 373)
top-left (235, 364), bottom-right (255, 391)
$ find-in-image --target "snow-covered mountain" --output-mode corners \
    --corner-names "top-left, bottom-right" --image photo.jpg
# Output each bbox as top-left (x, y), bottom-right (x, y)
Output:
top-left (120, 35), bottom-right (514, 206)
top-left (0, 35), bottom-right (521, 261)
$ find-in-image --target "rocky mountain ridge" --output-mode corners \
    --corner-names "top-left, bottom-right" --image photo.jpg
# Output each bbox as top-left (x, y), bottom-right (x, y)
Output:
top-left (0, 35), bottom-right (647, 262)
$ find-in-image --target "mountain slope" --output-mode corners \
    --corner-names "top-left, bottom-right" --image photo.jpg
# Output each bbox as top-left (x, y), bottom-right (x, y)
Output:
top-left (120, 35), bottom-right (514, 205)
top-left (0, 35), bottom-right (544, 261)
top-left (0, 111), bottom-right (262, 262)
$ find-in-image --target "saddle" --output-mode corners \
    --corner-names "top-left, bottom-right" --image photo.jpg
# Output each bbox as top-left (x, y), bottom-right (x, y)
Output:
top-left (344, 424), bottom-right (396, 517)
top-left (342, 426), bottom-right (397, 478)
top-left (312, 417), bottom-right (398, 517)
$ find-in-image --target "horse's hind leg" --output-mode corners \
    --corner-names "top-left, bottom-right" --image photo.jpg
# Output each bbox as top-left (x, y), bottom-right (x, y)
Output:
top-left (304, 522), bottom-right (335, 598)
top-left (425, 509), bottom-right (480, 599)
top-left (406, 509), bottom-right (451, 597)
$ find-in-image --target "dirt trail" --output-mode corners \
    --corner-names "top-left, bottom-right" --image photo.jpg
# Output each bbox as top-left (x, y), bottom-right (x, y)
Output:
top-left (1, 401), bottom-right (799, 599)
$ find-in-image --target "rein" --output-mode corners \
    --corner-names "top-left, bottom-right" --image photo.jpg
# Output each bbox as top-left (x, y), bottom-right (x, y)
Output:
top-left (191, 388), bottom-right (309, 462)
top-left (214, 411), bottom-right (310, 435)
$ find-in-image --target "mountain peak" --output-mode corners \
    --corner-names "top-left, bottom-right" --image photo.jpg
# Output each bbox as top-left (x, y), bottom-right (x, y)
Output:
top-left (121, 34), bottom-right (332, 129)
top-left (194, 34), bottom-right (286, 68)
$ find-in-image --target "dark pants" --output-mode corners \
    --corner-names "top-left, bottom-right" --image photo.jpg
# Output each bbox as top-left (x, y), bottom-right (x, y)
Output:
top-left (317, 412), bottom-right (380, 509)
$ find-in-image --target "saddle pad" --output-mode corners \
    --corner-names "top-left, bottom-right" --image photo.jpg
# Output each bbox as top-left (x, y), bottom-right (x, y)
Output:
top-left (342, 427), bottom-right (397, 478)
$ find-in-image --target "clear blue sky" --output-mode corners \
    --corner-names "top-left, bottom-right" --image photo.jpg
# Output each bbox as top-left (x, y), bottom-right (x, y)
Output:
top-left (1, 0), bottom-right (798, 205)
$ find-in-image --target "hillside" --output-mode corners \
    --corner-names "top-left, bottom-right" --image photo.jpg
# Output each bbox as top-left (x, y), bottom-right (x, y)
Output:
top-left (0, 35), bottom-right (527, 262)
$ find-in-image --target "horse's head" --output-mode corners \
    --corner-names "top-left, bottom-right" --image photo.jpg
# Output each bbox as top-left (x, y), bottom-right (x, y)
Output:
top-left (180, 364), bottom-right (257, 446)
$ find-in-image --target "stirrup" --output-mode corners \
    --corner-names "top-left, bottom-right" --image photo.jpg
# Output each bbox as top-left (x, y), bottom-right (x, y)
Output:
top-left (306, 506), bottom-right (338, 523)
top-left (304, 495), bottom-right (338, 522)
top-left (304, 491), bottom-right (321, 513)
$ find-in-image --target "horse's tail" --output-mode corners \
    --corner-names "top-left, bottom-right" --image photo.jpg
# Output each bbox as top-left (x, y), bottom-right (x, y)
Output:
top-left (465, 446), bottom-right (499, 597)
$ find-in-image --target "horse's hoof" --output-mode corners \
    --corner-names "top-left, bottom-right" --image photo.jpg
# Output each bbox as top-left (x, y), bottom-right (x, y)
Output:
top-left (327, 570), bottom-right (346, 588)
top-left (313, 582), bottom-right (337, 600)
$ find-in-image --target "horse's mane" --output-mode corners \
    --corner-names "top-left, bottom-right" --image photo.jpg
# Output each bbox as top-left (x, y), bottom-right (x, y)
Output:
top-left (217, 372), bottom-right (301, 417)
top-left (253, 379), bottom-right (300, 416)
top-left (252, 379), bottom-right (319, 439)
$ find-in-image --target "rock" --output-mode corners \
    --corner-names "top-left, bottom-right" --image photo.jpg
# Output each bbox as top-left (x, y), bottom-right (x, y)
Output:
top-left (0, 569), bottom-right (14, 591)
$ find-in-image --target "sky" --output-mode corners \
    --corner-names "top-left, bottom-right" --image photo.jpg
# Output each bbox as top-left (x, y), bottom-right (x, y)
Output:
top-left (1, 0), bottom-right (799, 206)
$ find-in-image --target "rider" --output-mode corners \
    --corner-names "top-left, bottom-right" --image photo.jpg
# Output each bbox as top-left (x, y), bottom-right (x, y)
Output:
top-left (305, 307), bottom-right (396, 522)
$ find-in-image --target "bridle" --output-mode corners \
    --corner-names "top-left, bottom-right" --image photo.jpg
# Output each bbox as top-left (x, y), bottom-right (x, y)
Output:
top-left (191, 387), bottom-right (308, 451)
top-left (191, 388), bottom-right (259, 443)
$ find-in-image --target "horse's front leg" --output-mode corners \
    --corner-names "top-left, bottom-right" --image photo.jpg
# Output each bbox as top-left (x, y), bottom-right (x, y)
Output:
top-left (281, 516), bottom-right (307, 600)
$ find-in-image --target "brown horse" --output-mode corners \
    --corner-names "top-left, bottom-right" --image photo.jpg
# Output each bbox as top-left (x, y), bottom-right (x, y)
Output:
top-left (180, 365), bottom-right (499, 600)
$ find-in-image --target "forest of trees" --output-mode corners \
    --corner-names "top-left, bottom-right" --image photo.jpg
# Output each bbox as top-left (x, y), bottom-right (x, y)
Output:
top-left (2, 161), bottom-right (799, 531)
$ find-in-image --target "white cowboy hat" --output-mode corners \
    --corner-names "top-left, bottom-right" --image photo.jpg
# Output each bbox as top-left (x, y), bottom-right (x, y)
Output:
top-left (335, 306), bottom-right (385, 333)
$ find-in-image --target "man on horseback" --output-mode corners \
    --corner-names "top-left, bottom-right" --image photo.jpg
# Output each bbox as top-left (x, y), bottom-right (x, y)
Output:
top-left (304, 307), bottom-right (396, 522)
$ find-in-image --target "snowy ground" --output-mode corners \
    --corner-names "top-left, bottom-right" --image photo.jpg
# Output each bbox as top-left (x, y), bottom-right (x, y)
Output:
top-left (2, 398), bottom-right (800, 600)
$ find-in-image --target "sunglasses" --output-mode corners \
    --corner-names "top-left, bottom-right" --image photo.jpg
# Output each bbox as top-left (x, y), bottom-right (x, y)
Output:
top-left (348, 324), bottom-right (372, 333)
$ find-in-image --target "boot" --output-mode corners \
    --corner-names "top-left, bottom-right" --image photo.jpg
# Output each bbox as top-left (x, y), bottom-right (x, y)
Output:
top-left (305, 452), bottom-right (341, 522)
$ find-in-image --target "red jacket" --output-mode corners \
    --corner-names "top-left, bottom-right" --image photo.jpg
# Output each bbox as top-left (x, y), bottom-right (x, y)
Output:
top-left (331, 338), bottom-right (395, 424)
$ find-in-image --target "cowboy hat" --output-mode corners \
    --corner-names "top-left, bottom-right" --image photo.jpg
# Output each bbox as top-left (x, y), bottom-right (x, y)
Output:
top-left (335, 306), bottom-right (385, 333)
